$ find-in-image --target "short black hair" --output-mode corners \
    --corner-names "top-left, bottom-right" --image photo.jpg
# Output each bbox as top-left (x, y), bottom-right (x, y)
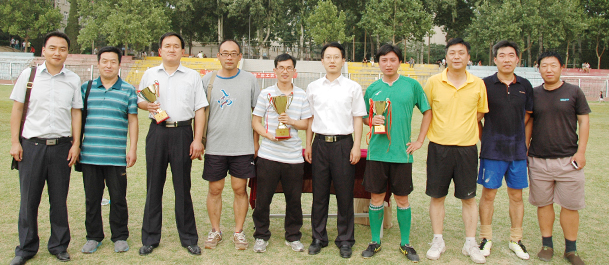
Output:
top-left (274, 53), bottom-right (296, 68)
top-left (219, 39), bottom-right (241, 54)
top-left (445, 38), bottom-right (470, 54)
top-left (43, 31), bottom-right (70, 49)
top-left (537, 51), bottom-right (564, 66)
top-left (493, 40), bottom-right (520, 58)
top-left (159, 32), bottom-right (185, 49)
top-left (375, 44), bottom-right (403, 63)
top-left (97, 46), bottom-right (122, 64)
top-left (321, 42), bottom-right (345, 59)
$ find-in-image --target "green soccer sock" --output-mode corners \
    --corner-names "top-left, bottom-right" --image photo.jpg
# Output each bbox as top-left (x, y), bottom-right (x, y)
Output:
top-left (369, 204), bottom-right (384, 244)
top-left (397, 206), bottom-right (412, 246)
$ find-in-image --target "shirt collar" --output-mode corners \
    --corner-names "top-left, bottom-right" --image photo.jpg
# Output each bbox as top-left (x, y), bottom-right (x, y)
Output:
top-left (381, 75), bottom-right (401, 86)
top-left (40, 61), bottom-right (67, 76)
top-left (94, 76), bottom-right (123, 90)
top-left (158, 63), bottom-right (186, 74)
top-left (323, 74), bottom-right (344, 85)
top-left (491, 72), bottom-right (520, 85)
top-left (441, 68), bottom-right (475, 88)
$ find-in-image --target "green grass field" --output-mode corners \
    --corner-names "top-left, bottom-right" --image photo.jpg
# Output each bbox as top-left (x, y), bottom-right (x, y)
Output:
top-left (0, 84), bottom-right (607, 264)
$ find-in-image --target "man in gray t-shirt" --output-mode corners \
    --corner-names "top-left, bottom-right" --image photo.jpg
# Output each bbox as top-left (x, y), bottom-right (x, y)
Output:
top-left (201, 39), bottom-right (260, 251)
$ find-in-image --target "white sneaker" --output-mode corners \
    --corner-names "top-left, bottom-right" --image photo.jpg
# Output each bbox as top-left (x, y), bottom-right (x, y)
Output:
top-left (509, 241), bottom-right (530, 260)
top-left (285, 240), bottom-right (305, 252)
top-left (479, 238), bottom-right (492, 257)
top-left (233, 231), bottom-right (249, 250)
top-left (253, 238), bottom-right (268, 253)
top-left (426, 237), bottom-right (446, 260)
top-left (462, 242), bottom-right (486, 264)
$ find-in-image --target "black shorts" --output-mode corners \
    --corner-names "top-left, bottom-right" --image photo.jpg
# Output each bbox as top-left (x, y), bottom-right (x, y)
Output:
top-left (426, 142), bottom-right (478, 199)
top-left (363, 160), bottom-right (413, 196)
top-left (202, 154), bottom-right (256, 182)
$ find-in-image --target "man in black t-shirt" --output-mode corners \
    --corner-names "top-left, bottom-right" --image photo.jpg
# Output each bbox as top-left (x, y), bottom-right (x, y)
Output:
top-left (527, 52), bottom-right (590, 265)
top-left (477, 41), bottom-right (533, 260)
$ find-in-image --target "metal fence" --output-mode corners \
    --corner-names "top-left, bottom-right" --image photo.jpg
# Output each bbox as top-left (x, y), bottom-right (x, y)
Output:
top-left (2, 62), bottom-right (608, 100)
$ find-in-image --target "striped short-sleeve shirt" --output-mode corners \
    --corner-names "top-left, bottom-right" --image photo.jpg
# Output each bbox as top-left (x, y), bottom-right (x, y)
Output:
top-left (80, 77), bottom-right (138, 166)
top-left (252, 84), bottom-right (312, 164)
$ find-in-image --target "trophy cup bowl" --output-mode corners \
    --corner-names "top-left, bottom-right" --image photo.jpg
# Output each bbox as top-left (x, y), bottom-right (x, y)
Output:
top-left (372, 100), bottom-right (388, 134)
top-left (137, 81), bottom-right (169, 124)
top-left (269, 94), bottom-right (293, 139)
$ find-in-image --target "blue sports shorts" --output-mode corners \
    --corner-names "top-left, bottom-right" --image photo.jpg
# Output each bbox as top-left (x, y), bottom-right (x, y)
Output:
top-left (477, 159), bottom-right (528, 189)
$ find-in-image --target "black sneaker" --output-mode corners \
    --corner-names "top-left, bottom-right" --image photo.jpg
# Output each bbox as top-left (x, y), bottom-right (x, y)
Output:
top-left (361, 242), bottom-right (381, 258)
top-left (400, 244), bottom-right (420, 262)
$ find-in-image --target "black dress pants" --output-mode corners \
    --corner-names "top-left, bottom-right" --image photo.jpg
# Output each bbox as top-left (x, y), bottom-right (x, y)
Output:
top-left (310, 136), bottom-right (356, 247)
top-left (15, 139), bottom-right (72, 257)
top-left (253, 158), bottom-right (304, 242)
top-left (141, 121), bottom-right (198, 247)
top-left (82, 164), bottom-right (128, 242)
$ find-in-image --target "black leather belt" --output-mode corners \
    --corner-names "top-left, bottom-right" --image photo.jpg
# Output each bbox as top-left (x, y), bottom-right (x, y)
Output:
top-left (26, 137), bottom-right (72, 146)
top-left (155, 119), bottom-right (192, 128)
top-left (315, 134), bottom-right (351, 143)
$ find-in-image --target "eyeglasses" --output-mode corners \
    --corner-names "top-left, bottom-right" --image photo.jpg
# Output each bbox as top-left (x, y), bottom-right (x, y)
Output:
top-left (276, 66), bottom-right (294, 72)
top-left (323, 55), bottom-right (342, 61)
top-left (219, 52), bottom-right (240, 58)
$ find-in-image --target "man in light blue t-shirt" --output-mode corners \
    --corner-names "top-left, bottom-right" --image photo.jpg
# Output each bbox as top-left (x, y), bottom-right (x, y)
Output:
top-left (251, 54), bottom-right (312, 253)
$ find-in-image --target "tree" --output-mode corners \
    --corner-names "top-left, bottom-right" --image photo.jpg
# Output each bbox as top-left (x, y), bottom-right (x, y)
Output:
top-left (0, 0), bottom-right (62, 52)
top-left (77, 0), bottom-right (170, 53)
top-left (225, 0), bottom-right (284, 59)
top-left (584, 0), bottom-right (609, 69)
top-left (169, 0), bottom-right (217, 55)
top-left (65, 0), bottom-right (81, 53)
top-left (306, 0), bottom-right (352, 45)
top-left (424, 0), bottom-right (475, 41)
top-left (359, 0), bottom-right (433, 58)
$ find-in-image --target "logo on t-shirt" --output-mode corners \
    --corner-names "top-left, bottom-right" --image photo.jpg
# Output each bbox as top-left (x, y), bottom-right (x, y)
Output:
top-left (218, 89), bottom-right (233, 109)
top-left (560, 98), bottom-right (570, 102)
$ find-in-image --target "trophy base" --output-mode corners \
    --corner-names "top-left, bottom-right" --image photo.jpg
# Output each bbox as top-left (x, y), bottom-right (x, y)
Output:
top-left (374, 125), bottom-right (387, 134)
top-left (275, 128), bottom-right (291, 139)
top-left (154, 111), bottom-right (170, 124)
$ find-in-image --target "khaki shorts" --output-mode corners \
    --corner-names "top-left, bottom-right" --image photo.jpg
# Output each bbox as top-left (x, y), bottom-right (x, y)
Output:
top-left (528, 156), bottom-right (585, 210)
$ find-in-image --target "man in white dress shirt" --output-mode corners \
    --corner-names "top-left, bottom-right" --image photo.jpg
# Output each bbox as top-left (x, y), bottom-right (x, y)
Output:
top-left (305, 42), bottom-right (367, 259)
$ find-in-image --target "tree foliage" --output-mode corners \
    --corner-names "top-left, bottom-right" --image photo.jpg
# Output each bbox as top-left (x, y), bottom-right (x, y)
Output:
top-left (306, 0), bottom-right (352, 45)
top-left (77, 0), bottom-right (170, 52)
top-left (0, 0), bottom-right (62, 49)
top-left (65, 0), bottom-right (81, 53)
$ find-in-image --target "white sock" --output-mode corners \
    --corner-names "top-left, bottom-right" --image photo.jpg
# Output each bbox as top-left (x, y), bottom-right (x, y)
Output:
top-left (434, 234), bottom-right (443, 240)
top-left (465, 237), bottom-right (476, 246)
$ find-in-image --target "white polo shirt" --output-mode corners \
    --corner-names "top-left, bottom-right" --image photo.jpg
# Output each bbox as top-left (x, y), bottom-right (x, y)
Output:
top-left (306, 75), bottom-right (367, 135)
top-left (253, 84), bottom-right (312, 164)
top-left (138, 63), bottom-right (208, 122)
top-left (10, 62), bottom-right (82, 139)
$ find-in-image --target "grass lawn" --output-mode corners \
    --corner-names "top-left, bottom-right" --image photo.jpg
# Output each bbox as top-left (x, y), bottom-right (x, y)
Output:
top-left (0, 83), bottom-right (607, 264)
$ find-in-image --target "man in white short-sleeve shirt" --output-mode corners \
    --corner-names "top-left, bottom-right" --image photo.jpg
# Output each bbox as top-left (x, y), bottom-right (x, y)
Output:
top-left (137, 32), bottom-right (208, 256)
top-left (9, 32), bottom-right (82, 264)
top-left (251, 53), bottom-right (312, 253)
top-left (305, 42), bottom-right (367, 259)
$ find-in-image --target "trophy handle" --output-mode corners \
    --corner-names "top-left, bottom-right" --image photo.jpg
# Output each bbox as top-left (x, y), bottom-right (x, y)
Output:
top-left (384, 98), bottom-right (390, 111)
top-left (286, 93), bottom-right (294, 109)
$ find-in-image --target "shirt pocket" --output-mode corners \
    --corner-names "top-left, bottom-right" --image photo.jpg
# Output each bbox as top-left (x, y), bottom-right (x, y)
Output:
top-left (55, 81), bottom-right (76, 110)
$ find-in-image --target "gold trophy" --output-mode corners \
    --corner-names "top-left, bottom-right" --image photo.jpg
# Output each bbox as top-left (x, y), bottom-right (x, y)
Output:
top-left (372, 100), bottom-right (389, 134)
top-left (137, 80), bottom-right (169, 124)
top-left (268, 94), bottom-right (294, 139)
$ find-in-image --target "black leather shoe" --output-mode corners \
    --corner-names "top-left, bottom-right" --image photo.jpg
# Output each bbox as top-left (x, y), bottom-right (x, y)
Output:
top-left (55, 251), bottom-right (70, 262)
top-left (139, 245), bottom-right (157, 256)
top-left (10, 256), bottom-right (31, 265)
top-left (339, 244), bottom-right (352, 258)
top-left (186, 245), bottom-right (201, 255)
top-left (308, 239), bottom-right (326, 255)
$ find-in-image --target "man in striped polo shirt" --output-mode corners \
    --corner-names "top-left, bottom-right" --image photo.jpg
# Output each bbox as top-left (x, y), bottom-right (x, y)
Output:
top-left (79, 46), bottom-right (139, 254)
top-left (251, 53), bottom-right (312, 253)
